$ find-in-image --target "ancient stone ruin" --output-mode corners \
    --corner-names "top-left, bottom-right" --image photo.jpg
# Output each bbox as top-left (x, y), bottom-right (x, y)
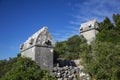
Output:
top-left (20, 27), bottom-right (54, 71)
top-left (19, 20), bottom-right (98, 80)
top-left (80, 19), bottom-right (99, 44)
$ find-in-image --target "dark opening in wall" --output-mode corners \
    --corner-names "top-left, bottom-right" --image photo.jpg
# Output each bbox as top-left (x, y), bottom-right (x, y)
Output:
top-left (29, 38), bottom-right (34, 44)
top-left (80, 28), bottom-right (83, 31)
top-left (89, 25), bottom-right (91, 28)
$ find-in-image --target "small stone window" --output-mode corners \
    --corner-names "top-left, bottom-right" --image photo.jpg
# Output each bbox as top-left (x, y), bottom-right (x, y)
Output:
top-left (45, 40), bottom-right (51, 45)
top-left (80, 28), bottom-right (83, 31)
top-left (88, 25), bottom-right (91, 28)
top-left (29, 38), bottom-right (34, 44)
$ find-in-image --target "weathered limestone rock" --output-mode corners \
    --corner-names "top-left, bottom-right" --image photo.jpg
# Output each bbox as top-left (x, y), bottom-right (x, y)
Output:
top-left (80, 19), bottom-right (99, 44)
top-left (20, 27), bottom-right (54, 71)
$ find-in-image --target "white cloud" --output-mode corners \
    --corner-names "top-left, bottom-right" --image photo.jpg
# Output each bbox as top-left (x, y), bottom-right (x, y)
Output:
top-left (72, 0), bottom-right (120, 22)
top-left (69, 21), bottom-right (81, 25)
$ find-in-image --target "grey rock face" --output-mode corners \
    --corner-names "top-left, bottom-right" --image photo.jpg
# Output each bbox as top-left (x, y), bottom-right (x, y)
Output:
top-left (20, 27), bottom-right (54, 71)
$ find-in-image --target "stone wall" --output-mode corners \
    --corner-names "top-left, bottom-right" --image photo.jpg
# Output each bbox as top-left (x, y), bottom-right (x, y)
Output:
top-left (35, 46), bottom-right (53, 71)
top-left (53, 61), bottom-right (90, 80)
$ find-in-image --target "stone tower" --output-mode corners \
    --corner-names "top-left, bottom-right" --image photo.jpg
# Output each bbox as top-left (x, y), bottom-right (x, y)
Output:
top-left (20, 27), bottom-right (54, 71)
top-left (80, 20), bottom-right (99, 44)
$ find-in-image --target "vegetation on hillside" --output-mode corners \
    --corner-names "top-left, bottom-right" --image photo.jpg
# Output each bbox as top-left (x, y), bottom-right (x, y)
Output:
top-left (0, 56), bottom-right (56, 80)
top-left (97, 14), bottom-right (120, 43)
top-left (0, 14), bottom-right (120, 80)
top-left (82, 14), bottom-right (120, 80)
top-left (54, 14), bottom-right (120, 80)
top-left (80, 41), bottom-right (120, 80)
top-left (54, 35), bottom-right (87, 60)
top-left (0, 57), bottom-right (17, 78)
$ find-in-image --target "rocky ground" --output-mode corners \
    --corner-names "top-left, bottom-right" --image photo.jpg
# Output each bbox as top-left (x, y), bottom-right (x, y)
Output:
top-left (52, 63), bottom-right (90, 80)
top-left (52, 65), bottom-right (79, 80)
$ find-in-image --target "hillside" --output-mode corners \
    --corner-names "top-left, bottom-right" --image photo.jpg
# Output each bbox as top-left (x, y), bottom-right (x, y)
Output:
top-left (0, 14), bottom-right (120, 80)
top-left (0, 56), bottom-right (56, 80)
top-left (54, 14), bottom-right (120, 80)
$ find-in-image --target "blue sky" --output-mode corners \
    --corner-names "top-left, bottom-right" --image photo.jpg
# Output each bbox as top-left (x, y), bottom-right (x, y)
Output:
top-left (0, 0), bottom-right (120, 60)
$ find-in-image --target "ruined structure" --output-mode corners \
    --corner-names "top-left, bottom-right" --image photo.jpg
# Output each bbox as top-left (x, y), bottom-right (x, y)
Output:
top-left (80, 19), bottom-right (99, 44)
top-left (20, 27), bottom-right (54, 71)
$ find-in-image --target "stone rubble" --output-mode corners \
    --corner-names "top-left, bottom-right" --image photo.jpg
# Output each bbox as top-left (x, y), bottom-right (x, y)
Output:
top-left (52, 64), bottom-right (79, 80)
top-left (52, 63), bottom-right (90, 80)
